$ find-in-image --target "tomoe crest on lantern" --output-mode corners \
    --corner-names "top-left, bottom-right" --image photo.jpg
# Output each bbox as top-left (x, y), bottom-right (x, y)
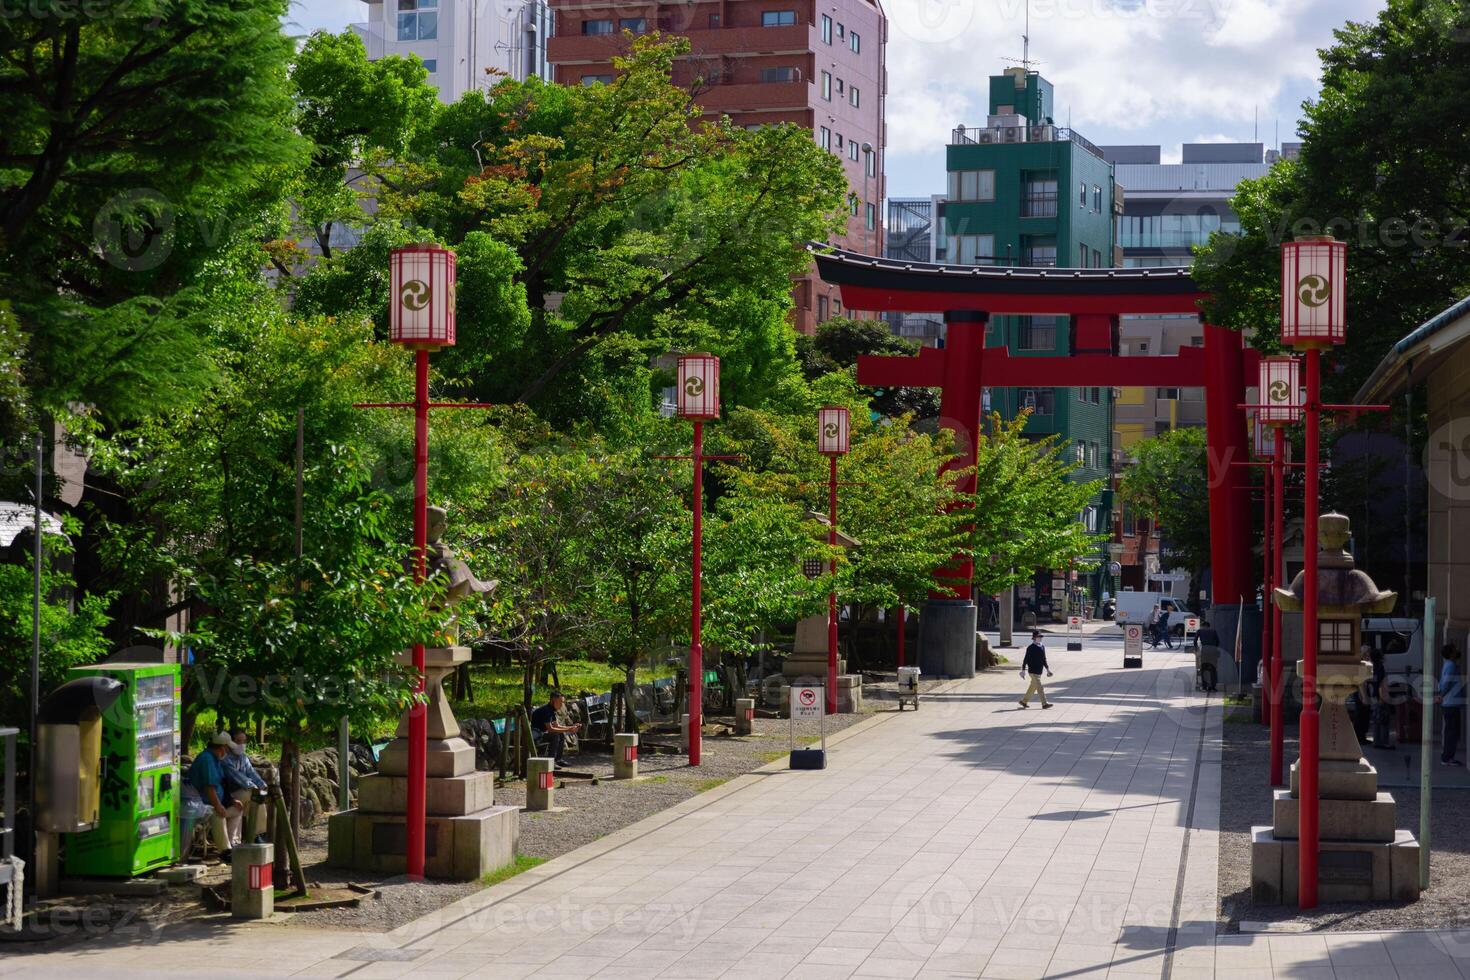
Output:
top-left (1280, 236), bottom-right (1346, 347)
top-left (676, 353), bottom-right (719, 419)
top-left (817, 406), bottom-right (850, 456)
top-left (1258, 355), bottom-right (1303, 426)
top-left (390, 245), bottom-right (457, 347)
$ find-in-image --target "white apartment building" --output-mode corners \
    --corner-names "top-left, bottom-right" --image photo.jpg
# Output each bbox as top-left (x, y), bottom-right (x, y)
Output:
top-left (352, 0), bottom-right (554, 103)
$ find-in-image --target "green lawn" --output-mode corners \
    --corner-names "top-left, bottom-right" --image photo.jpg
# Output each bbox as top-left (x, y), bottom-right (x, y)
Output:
top-left (447, 658), bottom-right (677, 721)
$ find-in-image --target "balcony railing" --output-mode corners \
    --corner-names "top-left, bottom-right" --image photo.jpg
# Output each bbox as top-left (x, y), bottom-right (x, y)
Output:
top-left (950, 123), bottom-right (1104, 160)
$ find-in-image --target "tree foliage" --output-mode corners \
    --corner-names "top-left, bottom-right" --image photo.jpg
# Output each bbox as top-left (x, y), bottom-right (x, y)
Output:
top-left (1193, 0), bottom-right (1470, 400)
top-left (1117, 428), bottom-right (1212, 582)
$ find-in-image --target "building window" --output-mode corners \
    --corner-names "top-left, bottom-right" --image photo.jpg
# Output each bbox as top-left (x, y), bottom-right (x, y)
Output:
top-left (1080, 244), bottom-right (1089, 268)
top-left (1024, 239), bottom-right (1057, 267)
top-left (821, 14), bottom-right (832, 42)
top-left (619, 17), bottom-right (647, 32)
top-left (1092, 248), bottom-right (1102, 268)
top-left (956, 235), bottom-right (995, 265)
top-left (1020, 389), bottom-right (1056, 415)
top-left (582, 18), bottom-right (614, 34)
top-left (397, 0), bottom-right (438, 40)
top-left (1018, 316), bottom-right (1057, 351)
top-left (760, 66), bottom-right (796, 82)
top-left (866, 203), bottom-right (875, 230)
top-left (850, 31), bottom-right (860, 52)
top-left (848, 141), bottom-right (859, 161)
top-left (762, 10), bottom-right (797, 26)
top-left (1023, 175), bottom-right (1057, 217)
top-left (1137, 342), bottom-right (1149, 354)
top-left (1093, 185), bottom-right (1103, 212)
top-left (849, 87), bottom-right (860, 107)
top-left (947, 170), bottom-right (994, 202)
top-left (821, 71), bottom-right (831, 100)
top-left (835, 133), bottom-right (843, 148)
top-left (866, 149), bottom-right (876, 177)
top-left (818, 294), bottom-right (829, 322)
top-left (422, 58), bottom-right (437, 73)
top-left (1079, 181), bottom-right (1088, 208)
top-left (837, 21), bottom-right (845, 37)
top-left (1157, 387), bottom-right (1179, 400)
top-left (836, 78), bottom-right (844, 95)
top-left (708, 12), bottom-right (720, 27)
top-left (848, 194), bottom-right (859, 215)
top-left (580, 74), bottom-right (614, 86)
top-left (819, 127), bottom-right (831, 150)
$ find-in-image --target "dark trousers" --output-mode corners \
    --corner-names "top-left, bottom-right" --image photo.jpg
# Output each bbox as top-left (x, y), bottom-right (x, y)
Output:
top-left (1443, 706), bottom-right (1464, 762)
top-left (546, 730), bottom-right (565, 766)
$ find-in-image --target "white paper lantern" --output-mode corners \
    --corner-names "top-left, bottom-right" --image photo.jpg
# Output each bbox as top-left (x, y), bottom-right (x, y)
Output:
top-left (1258, 355), bottom-right (1303, 425)
top-left (817, 406), bottom-right (850, 456)
top-left (1280, 236), bottom-right (1346, 347)
top-left (389, 245), bottom-right (457, 348)
top-left (676, 353), bottom-right (720, 419)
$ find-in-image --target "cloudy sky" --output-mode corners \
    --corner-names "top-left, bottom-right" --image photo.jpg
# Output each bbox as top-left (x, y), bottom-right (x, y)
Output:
top-left (287, 0), bottom-right (1387, 196)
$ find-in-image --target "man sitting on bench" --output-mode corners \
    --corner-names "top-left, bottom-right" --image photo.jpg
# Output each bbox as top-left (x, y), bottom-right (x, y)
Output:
top-left (531, 691), bottom-right (581, 769)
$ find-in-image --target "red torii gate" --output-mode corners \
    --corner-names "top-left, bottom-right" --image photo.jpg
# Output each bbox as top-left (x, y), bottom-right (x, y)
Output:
top-left (813, 247), bottom-right (1259, 677)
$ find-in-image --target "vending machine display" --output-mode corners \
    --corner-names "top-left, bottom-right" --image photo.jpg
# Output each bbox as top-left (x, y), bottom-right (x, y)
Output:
top-left (63, 663), bottom-right (181, 877)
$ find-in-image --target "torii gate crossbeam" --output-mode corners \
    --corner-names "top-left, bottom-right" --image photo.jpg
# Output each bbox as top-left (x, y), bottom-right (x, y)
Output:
top-left (815, 247), bottom-right (1258, 680)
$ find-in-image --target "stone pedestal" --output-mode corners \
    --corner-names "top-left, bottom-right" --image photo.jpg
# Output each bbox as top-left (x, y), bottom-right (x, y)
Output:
top-left (783, 615), bottom-right (846, 681)
top-left (230, 843), bottom-right (273, 919)
top-left (734, 698), bottom-right (755, 735)
top-left (613, 734), bottom-right (638, 779)
top-left (680, 713), bottom-right (690, 752)
top-left (328, 646), bottom-right (518, 880)
top-left (918, 599), bottom-right (977, 679)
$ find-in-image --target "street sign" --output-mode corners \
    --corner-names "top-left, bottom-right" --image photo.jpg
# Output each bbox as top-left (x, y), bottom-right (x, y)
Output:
top-left (1067, 615), bottom-right (1083, 651)
top-left (790, 685), bottom-right (823, 721)
top-left (1124, 624), bottom-right (1144, 669)
top-left (1185, 616), bottom-right (1201, 634)
top-left (1068, 615), bottom-right (1082, 628)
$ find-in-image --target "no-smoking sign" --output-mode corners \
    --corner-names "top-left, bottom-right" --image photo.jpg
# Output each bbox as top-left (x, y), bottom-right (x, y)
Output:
top-left (790, 685), bottom-right (823, 720)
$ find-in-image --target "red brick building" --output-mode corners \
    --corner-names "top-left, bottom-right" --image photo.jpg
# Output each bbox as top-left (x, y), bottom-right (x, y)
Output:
top-left (546, 0), bottom-right (886, 333)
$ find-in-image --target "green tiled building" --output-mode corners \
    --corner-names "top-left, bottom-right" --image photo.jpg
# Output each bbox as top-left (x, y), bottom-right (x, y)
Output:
top-left (946, 67), bottom-right (1118, 615)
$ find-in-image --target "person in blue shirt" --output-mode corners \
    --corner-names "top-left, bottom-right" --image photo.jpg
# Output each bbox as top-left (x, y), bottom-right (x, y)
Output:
top-left (224, 728), bottom-right (269, 846)
top-left (530, 691), bottom-right (581, 768)
top-left (185, 732), bottom-right (243, 856)
top-left (1439, 644), bottom-right (1465, 766)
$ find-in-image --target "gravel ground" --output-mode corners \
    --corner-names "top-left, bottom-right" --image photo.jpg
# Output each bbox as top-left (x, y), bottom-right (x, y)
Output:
top-left (1217, 715), bottom-right (1470, 933)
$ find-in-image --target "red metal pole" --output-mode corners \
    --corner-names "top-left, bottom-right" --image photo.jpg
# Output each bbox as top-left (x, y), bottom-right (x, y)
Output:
top-left (1299, 347), bottom-right (1322, 909)
top-left (896, 606), bottom-right (906, 668)
top-left (1270, 426), bottom-right (1286, 787)
top-left (407, 348), bottom-right (429, 880)
top-left (689, 419), bottom-right (704, 766)
top-left (827, 454), bottom-right (839, 715)
top-left (1262, 463), bottom-right (1272, 730)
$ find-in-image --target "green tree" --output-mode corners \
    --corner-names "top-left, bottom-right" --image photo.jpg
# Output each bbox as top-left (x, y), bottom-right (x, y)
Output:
top-left (795, 318), bottom-right (940, 419)
top-left (1194, 0), bottom-right (1470, 399)
top-left (1117, 428), bottom-right (1212, 587)
top-left (970, 412), bottom-right (1105, 597)
top-left (0, 0), bottom-right (304, 433)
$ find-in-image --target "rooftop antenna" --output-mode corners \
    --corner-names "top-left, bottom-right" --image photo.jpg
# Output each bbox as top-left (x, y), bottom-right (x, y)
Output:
top-left (1002, 0), bottom-right (1041, 71)
top-left (1254, 104), bottom-right (1259, 143)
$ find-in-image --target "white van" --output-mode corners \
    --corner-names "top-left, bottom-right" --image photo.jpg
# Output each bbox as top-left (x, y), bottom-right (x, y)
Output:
top-left (1361, 617), bottom-right (1424, 680)
top-left (1115, 592), bottom-right (1196, 637)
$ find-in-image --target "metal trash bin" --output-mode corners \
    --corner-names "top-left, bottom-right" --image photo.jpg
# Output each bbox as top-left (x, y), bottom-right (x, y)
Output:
top-left (896, 667), bottom-right (921, 711)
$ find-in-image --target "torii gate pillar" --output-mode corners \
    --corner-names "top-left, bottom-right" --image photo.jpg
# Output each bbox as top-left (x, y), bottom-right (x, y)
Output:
top-left (919, 310), bottom-right (987, 679)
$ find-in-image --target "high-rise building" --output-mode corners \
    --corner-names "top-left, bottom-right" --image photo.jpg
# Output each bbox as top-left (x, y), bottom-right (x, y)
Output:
top-left (545, 0), bottom-right (887, 334)
top-left (935, 67), bottom-right (1120, 616)
top-left (1101, 141), bottom-right (1273, 450)
top-left (352, 0), bottom-right (555, 102)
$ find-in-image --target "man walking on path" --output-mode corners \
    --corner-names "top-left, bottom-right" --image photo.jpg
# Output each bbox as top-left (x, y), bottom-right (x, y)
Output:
top-left (1019, 630), bottom-right (1054, 709)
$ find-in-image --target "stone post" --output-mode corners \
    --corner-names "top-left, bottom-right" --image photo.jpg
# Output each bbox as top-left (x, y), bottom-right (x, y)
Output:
top-left (231, 843), bottom-right (274, 919)
top-left (526, 757), bottom-right (555, 811)
top-left (680, 713), bottom-right (690, 753)
top-left (734, 698), bottom-right (755, 736)
top-left (613, 733), bottom-right (639, 779)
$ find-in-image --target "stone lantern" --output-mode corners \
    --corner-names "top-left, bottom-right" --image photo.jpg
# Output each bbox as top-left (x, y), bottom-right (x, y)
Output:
top-left (1251, 512), bottom-right (1420, 903)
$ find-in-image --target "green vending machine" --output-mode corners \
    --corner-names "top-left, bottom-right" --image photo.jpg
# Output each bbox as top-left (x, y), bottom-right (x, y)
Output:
top-left (63, 662), bottom-right (180, 876)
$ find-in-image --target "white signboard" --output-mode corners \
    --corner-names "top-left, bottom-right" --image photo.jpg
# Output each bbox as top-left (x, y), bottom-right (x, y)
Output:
top-left (1185, 617), bottom-right (1201, 634)
top-left (790, 685), bottom-right (823, 721)
top-left (1124, 624), bottom-right (1144, 658)
top-left (1068, 615), bottom-right (1082, 628)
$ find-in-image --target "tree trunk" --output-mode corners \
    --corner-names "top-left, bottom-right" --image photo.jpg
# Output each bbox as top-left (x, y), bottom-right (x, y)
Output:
top-left (624, 667), bottom-right (639, 733)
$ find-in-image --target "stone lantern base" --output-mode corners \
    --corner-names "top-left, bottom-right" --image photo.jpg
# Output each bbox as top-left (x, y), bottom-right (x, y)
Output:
top-left (328, 646), bottom-right (518, 880)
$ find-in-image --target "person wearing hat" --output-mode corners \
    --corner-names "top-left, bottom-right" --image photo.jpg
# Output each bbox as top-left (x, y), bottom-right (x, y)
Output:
top-left (530, 691), bottom-right (581, 769)
top-left (185, 732), bottom-right (245, 857)
top-left (1018, 630), bottom-right (1054, 709)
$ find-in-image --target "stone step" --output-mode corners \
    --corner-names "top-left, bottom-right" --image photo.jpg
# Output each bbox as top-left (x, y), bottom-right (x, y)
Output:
top-left (1270, 789), bottom-right (1396, 842)
top-left (357, 771), bottom-right (495, 817)
top-left (1251, 826), bottom-right (1420, 905)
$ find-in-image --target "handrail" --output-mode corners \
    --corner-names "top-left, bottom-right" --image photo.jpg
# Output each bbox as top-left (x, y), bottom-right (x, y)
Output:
top-left (950, 123), bottom-right (1105, 160)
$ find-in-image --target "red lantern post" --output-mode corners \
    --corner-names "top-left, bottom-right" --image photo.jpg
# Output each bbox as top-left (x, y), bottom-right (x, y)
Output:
top-left (1258, 355), bottom-right (1303, 788)
top-left (1280, 235), bottom-right (1346, 910)
top-left (677, 354), bottom-right (720, 766)
top-left (818, 406), bottom-right (850, 715)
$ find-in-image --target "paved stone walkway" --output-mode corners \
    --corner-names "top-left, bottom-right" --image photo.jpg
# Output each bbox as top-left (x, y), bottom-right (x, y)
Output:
top-left (7, 639), bottom-right (1470, 978)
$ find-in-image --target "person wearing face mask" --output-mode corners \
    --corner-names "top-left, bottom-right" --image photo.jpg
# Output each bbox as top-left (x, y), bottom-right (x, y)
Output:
top-left (223, 728), bottom-right (269, 845)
